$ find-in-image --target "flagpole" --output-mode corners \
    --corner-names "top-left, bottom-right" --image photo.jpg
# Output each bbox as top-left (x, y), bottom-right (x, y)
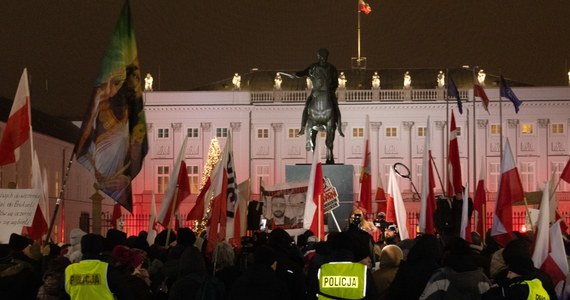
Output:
top-left (444, 68), bottom-right (450, 197)
top-left (357, 0), bottom-right (361, 62)
top-left (165, 185), bottom-right (180, 247)
top-left (499, 72), bottom-right (504, 166)
top-left (44, 151), bottom-right (75, 244)
top-left (472, 67), bottom-right (477, 198)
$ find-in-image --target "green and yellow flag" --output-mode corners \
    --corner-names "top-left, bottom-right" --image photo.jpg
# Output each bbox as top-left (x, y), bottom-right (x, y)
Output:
top-left (75, 0), bottom-right (147, 212)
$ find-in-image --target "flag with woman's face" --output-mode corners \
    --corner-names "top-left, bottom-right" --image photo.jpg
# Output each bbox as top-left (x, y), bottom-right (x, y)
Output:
top-left (75, 0), bottom-right (148, 212)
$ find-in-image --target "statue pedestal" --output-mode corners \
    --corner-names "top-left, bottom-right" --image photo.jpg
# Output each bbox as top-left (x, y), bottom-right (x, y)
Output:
top-left (286, 164), bottom-right (354, 232)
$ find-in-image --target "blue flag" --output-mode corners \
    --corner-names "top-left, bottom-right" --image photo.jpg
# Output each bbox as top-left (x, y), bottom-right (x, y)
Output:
top-left (500, 76), bottom-right (522, 113)
top-left (446, 75), bottom-right (463, 114)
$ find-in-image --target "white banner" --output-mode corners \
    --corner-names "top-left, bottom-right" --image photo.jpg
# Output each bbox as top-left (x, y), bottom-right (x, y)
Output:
top-left (0, 189), bottom-right (41, 243)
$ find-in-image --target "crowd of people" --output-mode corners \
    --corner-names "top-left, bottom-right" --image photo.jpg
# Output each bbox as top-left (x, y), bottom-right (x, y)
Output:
top-left (0, 212), bottom-right (569, 300)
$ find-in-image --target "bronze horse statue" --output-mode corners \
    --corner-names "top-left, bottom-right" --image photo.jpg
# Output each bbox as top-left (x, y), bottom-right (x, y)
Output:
top-left (304, 67), bottom-right (342, 164)
top-left (293, 48), bottom-right (344, 164)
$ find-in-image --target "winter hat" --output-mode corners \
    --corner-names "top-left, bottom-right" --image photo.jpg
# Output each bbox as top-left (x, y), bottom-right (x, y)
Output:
top-left (177, 228), bottom-right (196, 247)
top-left (81, 234), bottom-right (104, 257)
top-left (69, 228), bottom-right (87, 246)
top-left (9, 233), bottom-right (32, 252)
top-left (507, 255), bottom-right (535, 276)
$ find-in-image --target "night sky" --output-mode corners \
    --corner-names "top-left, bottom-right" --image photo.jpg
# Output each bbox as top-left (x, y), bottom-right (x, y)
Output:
top-left (1, 1), bottom-right (570, 120)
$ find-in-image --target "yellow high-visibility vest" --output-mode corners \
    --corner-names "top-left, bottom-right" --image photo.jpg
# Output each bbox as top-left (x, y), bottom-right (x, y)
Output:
top-left (511, 278), bottom-right (549, 300)
top-left (318, 261), bottom-right (367, 300)
top-left (65, 260), bottom-right (114, 300)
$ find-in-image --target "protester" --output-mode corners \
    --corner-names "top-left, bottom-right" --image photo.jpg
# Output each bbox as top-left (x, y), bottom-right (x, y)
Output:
top-left (229, 245), bottom-right (291, 300)
top-left (0, 244), bottom-right (42, 299)
top-left (372, 244), bottom-right (403, 300)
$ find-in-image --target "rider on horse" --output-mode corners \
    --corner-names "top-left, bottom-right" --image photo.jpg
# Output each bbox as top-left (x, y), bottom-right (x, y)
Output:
top-left (294, 48), bottom-right (344, 138)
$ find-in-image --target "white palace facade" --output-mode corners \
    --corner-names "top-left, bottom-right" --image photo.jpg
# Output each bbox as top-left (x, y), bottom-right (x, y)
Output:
top-left (133, 81), bottom-right (570, 217)
top-left (3, 70), bottom-right (570, 240)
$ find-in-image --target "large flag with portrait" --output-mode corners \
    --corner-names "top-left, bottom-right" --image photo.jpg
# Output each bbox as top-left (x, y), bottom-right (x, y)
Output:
top-left (75, 0), bottom-right (148, 212)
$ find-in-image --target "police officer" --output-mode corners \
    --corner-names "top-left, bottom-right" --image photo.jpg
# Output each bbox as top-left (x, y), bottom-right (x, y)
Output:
top-left (65, 234), bottom-right (129, 300)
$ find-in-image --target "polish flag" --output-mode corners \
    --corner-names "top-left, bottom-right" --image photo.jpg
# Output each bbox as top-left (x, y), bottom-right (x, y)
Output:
top-left (146, 192), bottom-right (158, 245)
top-left (0, 69), bottom-right (31, 166)
top-left (374, 177), bottom-right (387, 215)
top-left (110, 203), bottom-right (122, 229)
top-left (25, 150), bottom-right (49, 241)
top-left (359, 0), bottom-right (372, 14)
top-left (207, 132), bottom-right (238, 255)
top-left (187, 177), bottom-right (211, 220)
top-left (447, 110), bottom-right (462, 197)
top-left (561, 158), bottom-right (570, 184)
top-left (420, 117), bottom-right (436, 234)
top-left (387, 166), bottom-right (409, 240)
top-left (473, 158), bottom-right (487, 238)
top-left (157, 137), bottom-right (189, 227)
top-left (491, 139), bottom-right (524, 246)
top-left (459, 183), bottom-right (471, 242)
top-left (303, 136), bottom-right (326, 241)
top-left (532, 181), bottom-right (569, 285)
top-left (474, 84), bottom-right (490, 113)
top-left (359, 115), bottom-right (372, 217)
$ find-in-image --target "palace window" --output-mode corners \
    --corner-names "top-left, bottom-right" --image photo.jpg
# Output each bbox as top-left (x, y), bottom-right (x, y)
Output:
top-left (519, 162), bottom-right (536, 192)
top-left (551, 123), bottom-right (565, 135)
top-left (187, 127), bottom-right (199, 138)
top-left (216, 127), bottom-right (229, 138)
top-left (417, 127), bottom-right (427, 137)
top-left (490, 124), bottom-right (501, 136)
top-left (157, 128), bottom-right (170, 139)
top-left (187, 164), bottom-right (200, 194)
top-left (385, 127), bottom-right (398, 138)
top-left (353, 127), bottom-right (364, 138)
top-left (521, 123), bottom-right (534, 135)
top-left (288, 128), bottom-right (300, 138)
top-left (157, 165), bottom-right (170, 193)
top-left (257, 128), bottom-right (269, 139)
top-left (488, 162), bottom-right (500, 192)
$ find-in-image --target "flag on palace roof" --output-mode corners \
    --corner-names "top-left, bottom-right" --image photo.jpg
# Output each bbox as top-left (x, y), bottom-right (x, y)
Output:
top-left (474, 84), bottom-right (490, 113)
top-left (74, 0), bottom-right (148, 212)
top-left (446, 75), bottom-right (463, 114)
top-left (500, 75), bottom-right (523, 113)
top-left (359, 0), bottom-right (372, 14)
top-left (0, 68), bottom-right (31, 166)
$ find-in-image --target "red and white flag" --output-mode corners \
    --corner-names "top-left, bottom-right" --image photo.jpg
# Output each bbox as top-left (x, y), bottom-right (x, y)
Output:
top-left (549, 170), bottom-right (569, 234)
top-left (110, 203), bottom-right (123, 229)
top-left (157, 137), bottom-right (189, 227)
top-left (474, 84), bottom-right (490, 113)
top-left (0, 69), bottom-right (31, 166)
top-left (359, 0), bottom-right (372, 14)
top-left (473, 157), bottom-right (487, 238)
top-left (447, 110), bottom-right (462, 197)
top-left (147, 192), bottom-right (158, 245)
top-left (359, 115), bottom-right (372, 217)
top-left (532, 181), bottom-right (569, 285)
top-left (460, 183), bottom-right (471, 242)
top-left (187, 177), bottom-right (211, 221)
top-left (420, 117), bottom-right (436, 234)
top-left (303, 137), bottom-right (325, 241)
top-left (387, 166), bottom-right (409, 240)
top-left (24, 150), bottom-right (49, 241)
top-left (207, 132), bottom-right (238, 255)
top-left (560, 157), bottom-right (570, 184)
top-left (374, 177), bottom-right (387, 215)
top-left (491, 139), bottom-right (524, 246)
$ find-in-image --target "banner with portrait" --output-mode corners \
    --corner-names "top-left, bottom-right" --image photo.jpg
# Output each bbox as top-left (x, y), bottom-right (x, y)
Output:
top-left (261, 181), bottom-right (308, 230)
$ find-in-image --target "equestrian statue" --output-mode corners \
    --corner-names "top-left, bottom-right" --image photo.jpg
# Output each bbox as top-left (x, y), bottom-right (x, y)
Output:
top-left (289, 48), bottom-right (344, 164)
